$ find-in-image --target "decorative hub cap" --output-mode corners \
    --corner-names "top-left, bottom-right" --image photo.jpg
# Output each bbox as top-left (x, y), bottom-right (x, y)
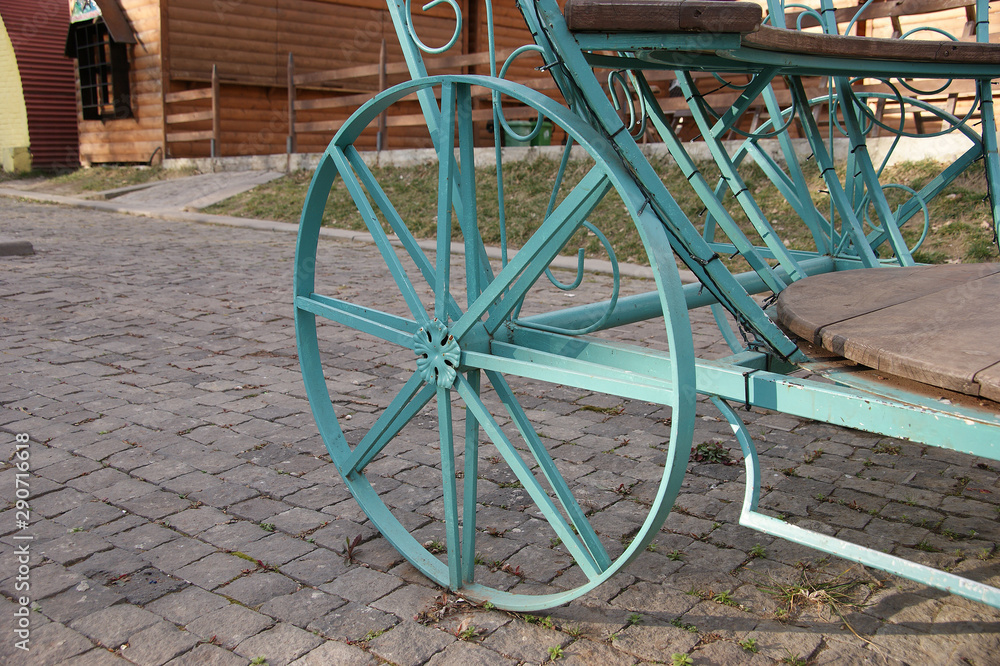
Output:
top-left (414, 319), bottom-right (460, 388)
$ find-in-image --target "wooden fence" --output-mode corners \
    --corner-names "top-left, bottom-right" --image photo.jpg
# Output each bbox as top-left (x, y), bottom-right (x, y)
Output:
top-left (159, 0), bottom-right (998, 159)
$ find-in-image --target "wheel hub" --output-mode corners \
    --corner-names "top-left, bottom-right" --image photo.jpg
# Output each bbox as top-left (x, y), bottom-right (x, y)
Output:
top-left (414, 319), bottom-right (460, 388)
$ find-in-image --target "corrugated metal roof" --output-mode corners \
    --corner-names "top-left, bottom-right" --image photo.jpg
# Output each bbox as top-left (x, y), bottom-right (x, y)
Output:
top-left (1, 0), bottom-right (79, 169)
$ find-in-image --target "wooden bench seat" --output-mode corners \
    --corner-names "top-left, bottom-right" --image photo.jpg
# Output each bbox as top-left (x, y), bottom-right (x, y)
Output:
top-left (564, 0), bottom-right (762, 34)
top-left (776, 264), bottom-right (1000, 401)
top-left (565, 0), bottom-right (1000, 64)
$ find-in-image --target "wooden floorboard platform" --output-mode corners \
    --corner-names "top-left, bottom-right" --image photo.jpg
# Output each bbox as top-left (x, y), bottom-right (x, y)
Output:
top-left (776, 264), bottom-right (1000, 400)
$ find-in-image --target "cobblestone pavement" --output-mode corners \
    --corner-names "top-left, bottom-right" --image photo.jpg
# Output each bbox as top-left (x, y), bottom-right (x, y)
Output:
top-left (3, 198), bottom-right (1000, 666)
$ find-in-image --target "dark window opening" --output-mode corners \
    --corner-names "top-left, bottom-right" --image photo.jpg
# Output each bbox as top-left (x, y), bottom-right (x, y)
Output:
top-left (70, 19), bottom-right (131, 121)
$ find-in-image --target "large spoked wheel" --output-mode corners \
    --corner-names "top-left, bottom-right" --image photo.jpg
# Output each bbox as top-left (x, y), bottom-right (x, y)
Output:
top-left (294, 75), bottom-right (697, 610)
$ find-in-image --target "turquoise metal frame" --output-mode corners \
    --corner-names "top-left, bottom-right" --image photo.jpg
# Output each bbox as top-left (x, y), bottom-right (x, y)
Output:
top-left (294, 0), bottom-right (1000, 610)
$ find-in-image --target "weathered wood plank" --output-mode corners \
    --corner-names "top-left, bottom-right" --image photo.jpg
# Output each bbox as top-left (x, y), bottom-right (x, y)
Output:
top-left (744, 24), bottom-right (1000, 63)
top-left (565, 0), bottom-right (763, 34)
top-left (165, 88), bottom-right (214, 103)
top-left (777, 264), bottom-right (1000, 398)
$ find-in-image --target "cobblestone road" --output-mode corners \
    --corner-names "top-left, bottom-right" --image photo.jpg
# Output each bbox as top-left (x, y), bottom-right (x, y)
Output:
top-left (2, 198), bottom-right (1000, 665)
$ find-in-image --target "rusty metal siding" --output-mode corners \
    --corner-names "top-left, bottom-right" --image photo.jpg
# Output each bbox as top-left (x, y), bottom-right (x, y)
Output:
top-left (0, 0), bottom-right (79, 169)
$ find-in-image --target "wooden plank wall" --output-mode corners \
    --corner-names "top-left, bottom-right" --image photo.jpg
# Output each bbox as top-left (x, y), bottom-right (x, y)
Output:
top-left (164, 0), bottom-right (489, 157)
top-left (83, 0), bottom-right (1000, 161)
top-left (78, 0), bottom-right (163, 165)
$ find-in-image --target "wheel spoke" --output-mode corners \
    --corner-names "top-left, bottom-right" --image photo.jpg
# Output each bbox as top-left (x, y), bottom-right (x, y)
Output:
top-left (332, 146), bottom-right (433, 325)
top-left (454, 373), bottom-right (603, 580)
top-left (461, 369), bottom-right (481, 584)
top-left (343, 373), bottom-right (435, 475)
top-left (343, 149), bottom-right (464, 324)
top-left (453, 167), bottom-right (614, 341)
top-left (437, 386), bottom-right (462, 590)
top-left (486, 370), bottom-right (612, 570)
top-left (456, 83), bottom-right (495, 308)
top-left (435, 83), bottom-right (457, 322)
top-left (294, 293), bottom-right (418, 348)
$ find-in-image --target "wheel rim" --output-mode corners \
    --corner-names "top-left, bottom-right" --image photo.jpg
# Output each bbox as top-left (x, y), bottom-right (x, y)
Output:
top-left (294, 75), bottom-right (697, 610)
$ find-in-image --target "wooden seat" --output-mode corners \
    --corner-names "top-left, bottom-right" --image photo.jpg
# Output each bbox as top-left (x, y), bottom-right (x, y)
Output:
top-left (564, 0), bottom-right (762, 34)
top-left (564, 0), bottom-right (1000, 64)
top-left (776, 264), bottom-right (1000, 400)
top-left (744, 25), bottom-right (1000, 64)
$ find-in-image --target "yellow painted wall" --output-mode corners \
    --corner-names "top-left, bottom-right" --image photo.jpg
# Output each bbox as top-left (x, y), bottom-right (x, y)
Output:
top-left (0, 14), bottom-right (30, 172)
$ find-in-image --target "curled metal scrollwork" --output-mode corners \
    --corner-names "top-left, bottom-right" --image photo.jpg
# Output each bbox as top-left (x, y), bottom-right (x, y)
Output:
top-left (405, 0), bottom-right (463, 55)
top-left (606, 70), bottom-right (648, 139)
top-left (516, 221), bottom-right (623, 336)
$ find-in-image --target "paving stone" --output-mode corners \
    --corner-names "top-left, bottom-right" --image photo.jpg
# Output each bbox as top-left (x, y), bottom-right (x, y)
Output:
top-left (424, 640), bottom-right (519, 666)
top-left (67, 467), bottom-right (132, 493)
top-left (38, 531), bottom-right (113, 565)
top-left (175, 552), bottom-right (251, 589)
top-left (270, 507), bottom-right (331, 535)
top-left (165, 506), bottom-right (231, 535)
top-left (309, 519), bottom-right (379, 550)
top-left (0, 621), bottom-right (92, 666)
top-left (111, 523), bottom-right (179, 553)
top-left (229, 497), bottom-right (291, 523)
top-left (30, 487), bottom-right (91, 518)
top-left (119, 621), bottom-right (200, 666)
top-left (279, 548), bottom-right (350, 586)
top-left (610, 582), bottom-right (702, 616)
top-left (99, 478), bottom-right (159, 503)
top-left (71, 547), bottom-right (149, 585)
top-left (752, 621), bottom-right (825, 663)
top-left (143, 536), bottom-right (215, 572)
top-left (260, 588), bottom-right (347, 628)
top-left (216, 571), bottom-right (300, 608)
top-left (69, 603), bottom-right (160, 649)
top-left (52, 501), bottom-right (130, 531)
top-left (481, 619), bottom-right (571, 663)
top-left (119, 491), bottom-right (193, 520)
top-left (284, 484), bottom-right (351, 511)
top-left (610, 623), bottom-right (701, 663)
top-left (185, 603), bottom-right (275, 649)
top-left (7, 561), bottom-right (83, 600)
top-left (321, 566), bottom-right (405, 604)
top-left (93, 514), bottom-right (148, 537)
top-left (36, 456), bottom-right (103, 483)
top-left (131, 459), bottom-right (199, 484)
top-left (165, 643), bottom-right (248, 666)
top-left (69, 649), bottom-right (133, 665)
top-left (200, 521), bottom-right (270, 550)
top-left (547, 602), bottom-right (633, 641)
top-left (237, 532), bottom-right (314, 566)
top-left (189, 482), bottom-right (259, 508)
top-left (289, 640), bottom-right (377, 666)
top-left (107, 567), bottom-right (187, 605)
top-left (160, 471), bottom-right (223, 495)
top-left (559, 638), bottom-right (638, 666)
top-left (367, 620), bottom-right (455, 666)
top-left (691, 639), bottom-right (773, 665)
top-left (307, 601), bottom-right (399, 642)
top-left (146, 586), bottom-right (229, 626)
top-left (36, 580), bottom-right (124, 623)
top-left (370, 583), bottom-right (443, 621)
top-left (235, 622), bottom-right (323, 666)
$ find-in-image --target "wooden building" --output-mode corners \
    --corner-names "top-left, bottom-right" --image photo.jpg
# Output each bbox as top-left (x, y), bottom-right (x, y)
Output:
top-left (64, 0), bottom-right (537, 164)
top-left (64, 0), bottom-right (997, 165)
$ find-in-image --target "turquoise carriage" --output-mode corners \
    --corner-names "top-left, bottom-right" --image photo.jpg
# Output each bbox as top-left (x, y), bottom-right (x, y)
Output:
top-left (294, 0), bottom-right (1000, 610)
